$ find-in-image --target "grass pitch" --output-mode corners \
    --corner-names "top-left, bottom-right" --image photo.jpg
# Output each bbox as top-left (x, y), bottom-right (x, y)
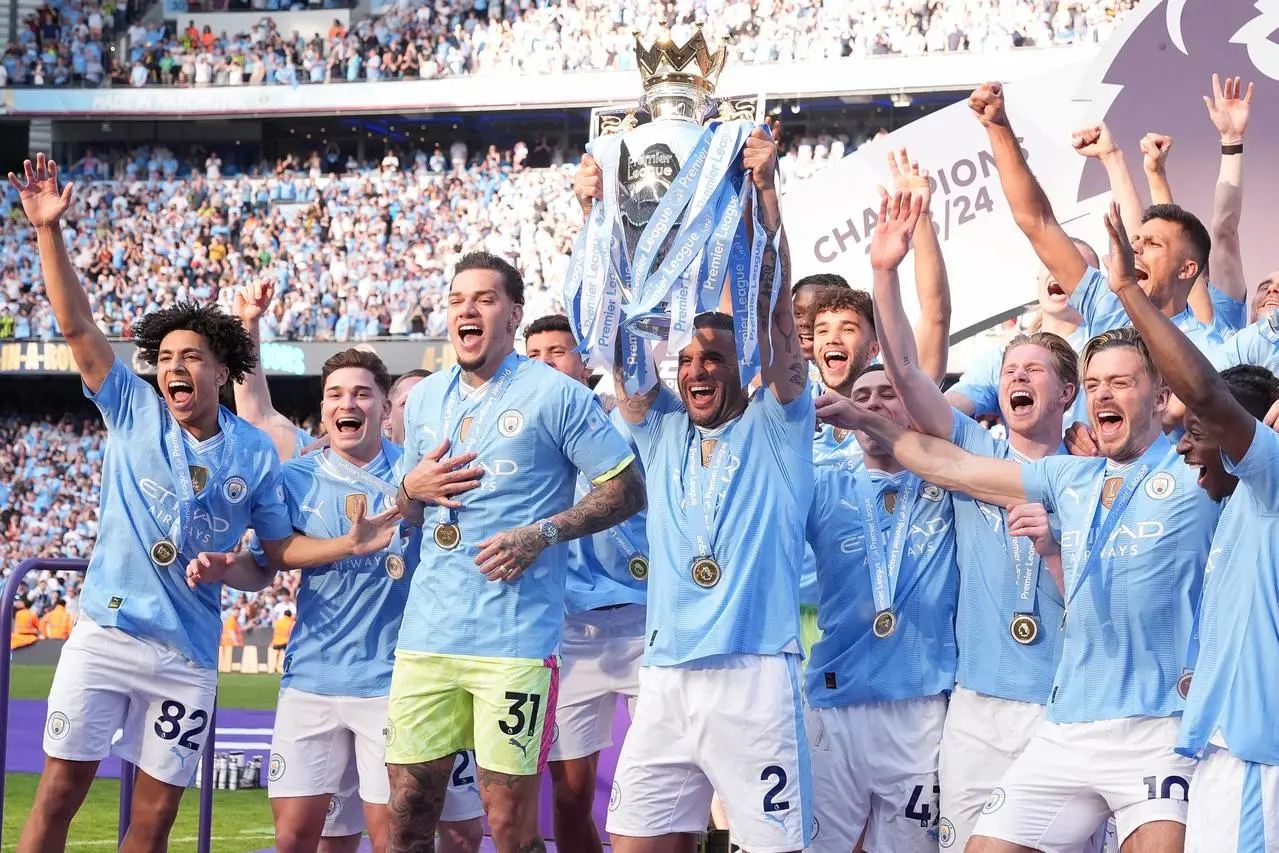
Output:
top-left (4, 664), bottom-right (283, 851)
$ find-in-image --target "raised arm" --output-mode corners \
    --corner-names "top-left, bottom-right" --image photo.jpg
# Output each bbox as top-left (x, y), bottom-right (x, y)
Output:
top-left (869, 191), bottom-right (954, 440)
top-left (1102, 202), bottom-right (1257, 464)
top-left (746, 124), bottom-right (806, 405)
top-left (815, 393), bottom-right (1028, 506)
top-left (887, 148), bottom-right (950, 383)
top-left (9, 155), bottom-right (114, 392)
top-left (611, 330), bottom-right (661, 425)
top-left (1139, 133), bottom-right (1174, 205)
top-left (1204, 74), bottom-right (1253, 308)
top-left (472, 461), bottom-right (645, 581)
top-left (1072, 123), bottom-right (1143, 236)
top-left (969, 83), bottom-right (1089, 296)
top-left (232, 281), bottom-right (300, 461)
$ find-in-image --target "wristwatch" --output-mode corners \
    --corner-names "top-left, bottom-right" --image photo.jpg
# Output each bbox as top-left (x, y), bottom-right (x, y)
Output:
top-left (536, 519), bottom-right (560, 547)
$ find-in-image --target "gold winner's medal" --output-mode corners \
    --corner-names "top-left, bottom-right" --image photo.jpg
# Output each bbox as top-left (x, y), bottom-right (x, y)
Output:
top-left (385, 553), bottom-right (405, 580)
top-left (872, 609), bottom-right (897, 639)
top-left (434, 522), bottom-right (461, 551)
top-left (628, 555), bottom-right (649, 581)
top-left (1177, 671), bottom-right (1193, 699)
top-left (691, 556), bottom-right (721, 589)
top-left (150, 538), bottom-right (177, 567)
top-left (1010, 614), bottom-right (1040, 645)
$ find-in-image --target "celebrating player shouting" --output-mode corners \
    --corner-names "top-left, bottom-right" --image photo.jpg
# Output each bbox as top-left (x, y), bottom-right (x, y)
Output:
top-left (605, 127), bottom-right (814, 853)
top-left (1097, 207), bottom-right (1279, 853)
top-left (390, 253), bottom-right (643, 853)
top-left (815, 208), bottom-right (1225, 853)
top-left (8, 156), bottom-right (391, 853)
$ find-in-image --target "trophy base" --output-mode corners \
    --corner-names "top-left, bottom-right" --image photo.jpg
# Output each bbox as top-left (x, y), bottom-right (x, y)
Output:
top-left (625, 312), bottom-right (672, 341)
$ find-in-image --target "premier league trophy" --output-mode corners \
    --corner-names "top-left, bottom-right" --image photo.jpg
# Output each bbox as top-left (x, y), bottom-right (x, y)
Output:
top-left (564, 26), bottom-right (768, 394)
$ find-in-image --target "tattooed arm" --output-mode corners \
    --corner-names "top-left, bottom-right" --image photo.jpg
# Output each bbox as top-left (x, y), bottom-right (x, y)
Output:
top-left (473, 462), bottom-right (645, 581)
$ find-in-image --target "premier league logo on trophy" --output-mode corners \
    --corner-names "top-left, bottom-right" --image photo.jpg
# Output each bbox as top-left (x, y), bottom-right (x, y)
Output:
top-left (564, 26), bottom-right (767, 394)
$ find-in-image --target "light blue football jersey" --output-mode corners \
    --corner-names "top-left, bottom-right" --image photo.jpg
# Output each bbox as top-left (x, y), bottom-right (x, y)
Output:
top-left (1070, 266), bottom-right (1232, 352)
top-left (83, 357), bottom-right (292, 668)
top-left (1022, 434), bottom-right (1221, 722)
top-left (564, 407), bottom-right (649, 614)
top-left (1209, 282), bottom-right (1247, 333)
top-left (948, 328), bottom-right (1090, 428)
top-left (291, 426), bottom-right (314, 457)
top-left (630, 384), bottom-right (814, 667)
top-left (396, 352), bottom-right (634, 660)
top-left (799, 425), bottom-right (865, 606)
top-left (950, 409), bottom-right (1066, 704)
top-left (1178, 421), bottom-right (1279, 765)
top-left (805, 465), bottom-right (959, 707)
top-left (251, 441), bottom-right (411, 698)
top-left (1209, 313), bottom-right (1279, 376)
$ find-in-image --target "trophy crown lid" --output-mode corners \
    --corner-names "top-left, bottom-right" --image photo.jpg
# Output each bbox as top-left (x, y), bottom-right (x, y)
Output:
top-left (633, 25), bottom-right (728, 95)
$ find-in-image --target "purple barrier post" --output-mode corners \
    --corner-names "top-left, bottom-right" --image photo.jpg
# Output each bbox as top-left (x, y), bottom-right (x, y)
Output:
top-left (0, 558), bottom-right (87, 851)
top-left (119, 762), bottom-right (135, 844)
top-left (198, 706), bottom-right (216, 853)
top-left (0, 557), bottom-right (218, 851)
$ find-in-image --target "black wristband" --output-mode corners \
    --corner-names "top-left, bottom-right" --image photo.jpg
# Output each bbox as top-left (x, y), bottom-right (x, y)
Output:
top-left (1222, 143), bottom-right (1244, 155)
top-left (399, 475), bottom-right (414, 502)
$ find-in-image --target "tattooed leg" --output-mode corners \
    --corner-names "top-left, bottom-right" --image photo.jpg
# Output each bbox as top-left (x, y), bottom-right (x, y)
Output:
top-left (387, 758), bottom-right (453, 853)
top-left (478, 767), bottom-right (544, 853)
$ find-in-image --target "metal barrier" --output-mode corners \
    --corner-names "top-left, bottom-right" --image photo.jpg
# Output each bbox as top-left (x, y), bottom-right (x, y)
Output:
top-left (0, 558), bottom-right (218, 852)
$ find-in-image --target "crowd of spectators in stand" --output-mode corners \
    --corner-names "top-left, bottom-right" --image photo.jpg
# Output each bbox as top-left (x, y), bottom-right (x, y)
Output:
top-left (0, 412), bottom-right (312, 635)
top-left (0, 134), bottom-right (853, 341)
top-left (2, 0), bottom-right (1140, 89)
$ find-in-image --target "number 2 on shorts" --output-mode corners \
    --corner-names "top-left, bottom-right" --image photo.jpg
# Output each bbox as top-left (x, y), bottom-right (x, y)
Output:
top-left (153, 699), bottom-right (209, 750)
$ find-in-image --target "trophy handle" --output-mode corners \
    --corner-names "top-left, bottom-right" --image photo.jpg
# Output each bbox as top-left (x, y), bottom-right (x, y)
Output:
top-left (588, 93), bottom-right (768, 141)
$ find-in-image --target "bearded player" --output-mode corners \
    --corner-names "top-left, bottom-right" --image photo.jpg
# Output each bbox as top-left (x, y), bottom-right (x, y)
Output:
top-left (391, 252), bottom-right (643, 853)
top-left (9, 156), bottom-right (392, 853)
top-left (603, 127), bottom-right (814, 853)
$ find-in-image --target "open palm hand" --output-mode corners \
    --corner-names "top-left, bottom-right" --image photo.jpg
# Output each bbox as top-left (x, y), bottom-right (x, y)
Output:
top-left (7, 153), bottom-right (74, 229)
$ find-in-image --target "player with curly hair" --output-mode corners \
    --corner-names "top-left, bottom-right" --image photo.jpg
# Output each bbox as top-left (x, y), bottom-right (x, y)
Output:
top-left (8, 155), bottom-right (401, 853)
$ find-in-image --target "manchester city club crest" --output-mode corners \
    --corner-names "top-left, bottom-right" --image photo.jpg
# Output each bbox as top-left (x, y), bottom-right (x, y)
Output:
top-left (268, 753), bottom-right (286, 782)
top-left (1145, 472), bottom-right (1175, 500)
top-left (222, 476), bottom-right (248, 504)
top-left (609, 781), bottom-right (623, 812)
top-left (939, 818), bottom-right (955, 848)
top-left (326, 795), bottom-right (340, 821)
top-left (983, 786), bottom-right (1006, 815)
top-left (498, 410), bottom-right (524, 438)
top-left (46, 711), bottom-right (70, 741)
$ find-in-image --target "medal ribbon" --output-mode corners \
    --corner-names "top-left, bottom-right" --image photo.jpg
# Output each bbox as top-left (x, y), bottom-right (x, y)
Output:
top-left (855, 473), bottom-right (920, 617)
top-left (434, 352), bottom-right (520, 529)
top-left (684, 427), bottom-right (735, 559)
top-left (162, 406), bottom-right (240, 557)
top-left (317, 441), bottom-right (404, 561)
top-left (582, 135), bottom-right (626, 369)
top-left (1064, 440), bottom-right (1167, 611)
top-left (1006, 526), bottom-right (1042, 619)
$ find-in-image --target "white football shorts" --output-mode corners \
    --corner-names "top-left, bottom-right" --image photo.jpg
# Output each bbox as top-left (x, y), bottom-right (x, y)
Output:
top-left (606, 653), bottom-right (811, 853)
top-left (1185, 742), bottom-right (1279, 853)
top-left (972, 716), bottom-right (1195, 852)
top-left (43, 617), bottom-right (216, 788)
top-left (548, 604), bottom-right (644, 763)
top-left (806, 694), bottom-right (945, 853)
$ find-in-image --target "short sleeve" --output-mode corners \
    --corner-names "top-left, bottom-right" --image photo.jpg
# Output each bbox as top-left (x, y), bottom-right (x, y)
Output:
top-left (1021, 455), bottom-right (1076, 515)
top-left (628, 384), bottom-right (686, 462)
top-left (85, 357), bottom-right (160, 434)
top-left (1224, 420), bottom-right (1279, 513)
top-left (948, 345), bottom-right (1003, 418)
top-left (1208, 318), bottom-right (1279, 376)
top-left (250, 454), bottom-right (294, 542)
top-left (950, 407), bottom-right (999, 457)
top-left (555, 382), bottom-right (635, 485)
top-left (1209, 282), bottom-right (1247, 333)
top-left (247, 531), bottom-right (268, 567)
top-left (1068, 266), bottom-right (1127, 336)
top-left (760, 380), bottom-right (818, 439)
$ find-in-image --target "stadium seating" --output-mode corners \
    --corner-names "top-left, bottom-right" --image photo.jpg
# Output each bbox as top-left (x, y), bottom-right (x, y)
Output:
top-left (1, 0), bottom-right (1141, 88)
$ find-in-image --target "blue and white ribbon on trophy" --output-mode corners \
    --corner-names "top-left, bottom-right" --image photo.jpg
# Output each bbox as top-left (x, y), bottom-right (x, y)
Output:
top-left (563, 116), bottom-right (771, 394)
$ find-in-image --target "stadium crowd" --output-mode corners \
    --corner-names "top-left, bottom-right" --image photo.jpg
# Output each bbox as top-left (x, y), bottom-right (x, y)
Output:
top-left (3, 0), bottom-right (1140, 88)
top-left (0, 133), bottom-right (859, 339)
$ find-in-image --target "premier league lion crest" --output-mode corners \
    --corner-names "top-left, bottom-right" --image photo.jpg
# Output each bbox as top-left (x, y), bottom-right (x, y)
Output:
top-left (1078, 0), bottom-right (1279, 287)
